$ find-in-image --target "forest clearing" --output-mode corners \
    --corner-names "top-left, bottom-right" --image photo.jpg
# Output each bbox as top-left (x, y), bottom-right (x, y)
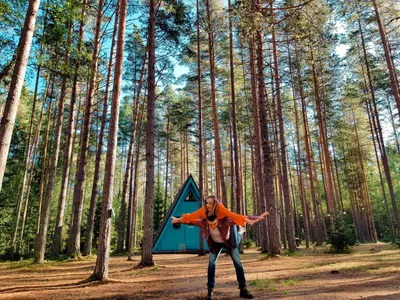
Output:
top-left (1, 0), bottom-right (400, 298)
top-left (1, 243), bottom-right (400, 300)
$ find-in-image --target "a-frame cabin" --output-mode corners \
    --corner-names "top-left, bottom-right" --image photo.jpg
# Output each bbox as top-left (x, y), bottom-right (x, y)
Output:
top-left (152, 175), bottom-right (208, 253)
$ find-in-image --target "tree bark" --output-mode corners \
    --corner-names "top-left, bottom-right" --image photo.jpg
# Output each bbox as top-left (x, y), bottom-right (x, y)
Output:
top-left (84, 3), bottom-right (119, 257)
top-left (356, 8), bottom-right (400, 232)
top-left (126, 54), bottom-right (147, 254)
top-left (255, 25), bottom-right (280, 254)
top-left (139, 0), bottom-right (156, 267)
top-left (196, 0), bottom-right (205, 258)
top-left (287, 40), bottom-right (310, 248)
top-left (92, 0), bottom-right (127, 280)
top-left (67, 0), bottom-right (103, 258)
top-left (12, 71), bottom-right (45, 253)
top-left (33, 81), bottom-right (56, 263)
top-left (295, 46), bottom-right (324, 245)
top-left (205, 0), bottom-right (227, 203)
top-left (127, 99), bottom-right (146, 260)
top-left (371, 0), bottom-right (400, 116)
top-left (52, 1), bottom-right (87, 256)
top-left (310, 47), bottom-right (335, 218)
top-left (0, 0), bottom-right (41, 193)
top-left (269, 1), bottom-right (296, 251)
top-left (228, 0), bottom-right (242, 214)
top-left (249, 34), bottom-right (268, 251)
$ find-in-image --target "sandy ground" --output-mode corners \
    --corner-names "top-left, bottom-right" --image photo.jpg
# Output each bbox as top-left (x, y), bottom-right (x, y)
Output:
top-left (1, 243), bottom-right (400, 300)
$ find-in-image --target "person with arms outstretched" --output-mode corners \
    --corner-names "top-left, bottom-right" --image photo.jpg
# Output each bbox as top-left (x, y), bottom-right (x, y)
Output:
top-left (171, 195), bottom-right (269, 300)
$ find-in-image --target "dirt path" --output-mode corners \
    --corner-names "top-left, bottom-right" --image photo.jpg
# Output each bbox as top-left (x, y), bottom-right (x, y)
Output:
top-left (1, 243), bottom-right (400, 299)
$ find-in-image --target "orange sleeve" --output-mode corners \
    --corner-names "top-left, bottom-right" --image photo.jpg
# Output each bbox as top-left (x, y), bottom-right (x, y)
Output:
top-left (216, 204), bottom-right (246, 226)
top-left (181, 207), bottom-right (205, 223)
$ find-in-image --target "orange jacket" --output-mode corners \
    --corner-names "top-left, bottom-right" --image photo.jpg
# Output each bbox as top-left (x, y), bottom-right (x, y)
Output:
top-left (181, 203), bottom-right (247, 226)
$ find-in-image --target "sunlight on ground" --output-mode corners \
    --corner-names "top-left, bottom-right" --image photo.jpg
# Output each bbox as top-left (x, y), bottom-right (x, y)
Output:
top-left (1, 243), bottom-right (400, 299)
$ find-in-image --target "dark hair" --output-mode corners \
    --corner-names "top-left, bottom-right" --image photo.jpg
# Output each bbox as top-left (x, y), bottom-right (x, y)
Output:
top-left (206, 214), bottom-right (217, 222)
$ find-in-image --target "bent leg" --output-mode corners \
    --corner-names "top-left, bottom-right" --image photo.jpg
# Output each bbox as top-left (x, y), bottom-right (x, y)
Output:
top-left (228, 246), bottom-right (246, 289)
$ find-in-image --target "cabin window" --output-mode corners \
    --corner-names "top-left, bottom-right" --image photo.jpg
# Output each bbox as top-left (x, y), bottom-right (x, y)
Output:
top-left (185, 191), bottom-right (196, 202)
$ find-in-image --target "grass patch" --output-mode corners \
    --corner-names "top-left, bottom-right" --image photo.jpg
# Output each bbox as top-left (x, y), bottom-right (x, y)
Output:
top-left (151, 265), bottom-right (159, 271)
top-left (243, 240), bottom-right (254, 249)
top-left (283, 249), bottom-right (303, 257)
top-left (2, 255), bottom-right (95, 270)
top-left (260, 254), bottom-right (281, 260)
top-left (4, 259), bottom-right (35, 269)
top-left (249, 277), bottom-right (302, 292)
top-left (279, 277), bottom-right (302, 285)
top-left (249, 278), bottom-right (275, 289)
top-left (133, 264), bottom-right (163, 274)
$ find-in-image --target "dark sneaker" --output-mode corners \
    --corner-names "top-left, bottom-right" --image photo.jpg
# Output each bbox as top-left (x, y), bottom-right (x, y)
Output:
top-left (240, 288), bottom-right (254, 299)
top-left (206, 288), bottom-right (214, 300)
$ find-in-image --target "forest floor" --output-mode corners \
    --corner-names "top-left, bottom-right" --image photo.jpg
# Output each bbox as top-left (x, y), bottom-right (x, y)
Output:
top-left (1, 242), bottom-right (400, 300)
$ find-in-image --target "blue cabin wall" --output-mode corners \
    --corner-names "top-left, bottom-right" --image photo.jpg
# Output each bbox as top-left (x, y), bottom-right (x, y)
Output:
top-left (153, 178), bottom-right (209, 253)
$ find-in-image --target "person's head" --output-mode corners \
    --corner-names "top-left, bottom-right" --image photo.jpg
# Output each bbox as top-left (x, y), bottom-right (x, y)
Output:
top-left (204, 195), bottom-right (220, 216)
top-left (206, 215), bottom-right (218, 230)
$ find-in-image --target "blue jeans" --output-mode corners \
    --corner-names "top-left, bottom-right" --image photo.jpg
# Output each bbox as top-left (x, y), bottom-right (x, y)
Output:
top-left (207, 232), bottom-right (246, 289)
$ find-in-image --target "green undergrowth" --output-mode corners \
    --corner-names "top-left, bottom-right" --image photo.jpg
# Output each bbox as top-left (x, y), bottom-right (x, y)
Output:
top-left (250, 276), bottom-right (303, 292)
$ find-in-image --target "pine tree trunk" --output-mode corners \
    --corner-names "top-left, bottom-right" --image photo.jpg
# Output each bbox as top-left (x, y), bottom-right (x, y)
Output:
top-left (68, 0), bottom-right (103, 258)
top-left (41, 53), bottom-right (69, 258)
top-left (249, 34), bottom-right (268, 251)
top-left (228, 0), bottom-right (242, 214)
top-left (363, 81), bottom-right (395, 239)
top-left (229, 126), bottom-right (235, 210)
top-left (126, 54), bottom-right (147, 253)
top-left (371, 0), bottom-right (400, 115)
top-left (139, 0), bottom-right (156, 267)
top-left (92, 0), bottom-right (127, 280)
top-left (84, 3), bottom-right (119, 257)
top-left (21, 79), bottom-right (55, 252)
top-left (331, 145), bottom-right (344, 211)
top-left (385, 95), bottom-right (400, 152)
top-left (352, 110), bottom-right (377, 242)
top-left (0, 0), bottom-right (41, 192)
top-left (310, 48), bottom-right (335, 218)
top-left (119, 51), bottom-right (147, 251)
top-left (269, 0), bottom-right (296, 251)
top-left (163, 109), bottom-right (170, 214)
top-left (12, 73), bottom-right (48, 254)
top-left (127, 100), bottom-right (145, 260)
top-left (357, 10), bottom-right (400, 232)
top-left (33, 80), bottom-right (55, 263)
top-left (255, 27), bottom-right (280, 254)
top-left (197, 0), bottom-right (203, 231)
top-left (52, 1), bottom-right (87, 256)
top-left (288, 41), bottom-right (310, 248)
top-left (296, 47), bottom-right (324, 245)
top-left (205, 0), bottom-right (227, 203)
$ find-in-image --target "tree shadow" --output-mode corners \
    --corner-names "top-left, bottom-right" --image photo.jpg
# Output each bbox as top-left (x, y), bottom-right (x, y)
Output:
top-left (0, 278), bottom-right (115, 294)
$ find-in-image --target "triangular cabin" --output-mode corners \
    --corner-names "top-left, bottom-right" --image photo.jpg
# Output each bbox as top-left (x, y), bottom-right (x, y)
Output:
top-left (152, 175), bottom-right (209, 253)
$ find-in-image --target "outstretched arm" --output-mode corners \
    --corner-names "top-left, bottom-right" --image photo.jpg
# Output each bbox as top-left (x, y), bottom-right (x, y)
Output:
top-left (217, 204), bottom-right (247, 226)
top-left (181, 207), bottom-right (205, 223)
top-left (245, 211), bottom-right (269, 225)
top-left (171, 216), bottom-right (202, 227)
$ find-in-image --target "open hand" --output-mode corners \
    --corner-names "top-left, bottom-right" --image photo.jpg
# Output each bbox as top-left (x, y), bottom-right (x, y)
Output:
top-left (171, 216), bottom-right (181, 224)
top-left (245, 211), bottom-right (269, 225)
